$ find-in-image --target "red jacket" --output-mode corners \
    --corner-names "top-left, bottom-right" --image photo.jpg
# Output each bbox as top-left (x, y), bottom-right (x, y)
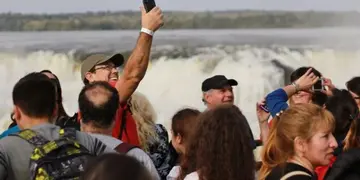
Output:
top-left (315, 156), bottom-right (337, 180)
top-left (111, 103), bottom-right (140, 146)
top-left (109, 80), bottom-right (140, 147)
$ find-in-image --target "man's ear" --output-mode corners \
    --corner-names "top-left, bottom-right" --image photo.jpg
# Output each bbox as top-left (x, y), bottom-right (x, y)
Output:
top-left (13, 106), bottom-right (22, 127)
top-left (85, 72), bottom-right (93, 82)
top-left (203, 91), bottom-right (212, 104)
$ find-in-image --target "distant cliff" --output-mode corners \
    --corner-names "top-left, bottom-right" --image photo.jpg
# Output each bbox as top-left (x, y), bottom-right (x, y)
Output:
top-left (0, 10), bottom-right (359, 31)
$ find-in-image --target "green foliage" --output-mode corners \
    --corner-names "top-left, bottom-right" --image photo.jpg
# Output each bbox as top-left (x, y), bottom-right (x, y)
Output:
top-left (0, 10), bottom-right (359, 31)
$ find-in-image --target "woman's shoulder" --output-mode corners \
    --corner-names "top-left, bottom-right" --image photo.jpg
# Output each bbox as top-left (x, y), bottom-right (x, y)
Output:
top-left (266, 163), bottom-right (314, 180)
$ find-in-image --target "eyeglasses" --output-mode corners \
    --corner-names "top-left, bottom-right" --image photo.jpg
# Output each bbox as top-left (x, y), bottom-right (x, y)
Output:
top-left (94, 64), bottom-right (116, 71)
top-left (90, 64), bottom-right (119, 72)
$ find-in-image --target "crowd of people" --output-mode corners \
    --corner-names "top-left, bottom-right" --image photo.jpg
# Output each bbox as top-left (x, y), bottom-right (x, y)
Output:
top-left (0, 4), bottom-right (360, 180)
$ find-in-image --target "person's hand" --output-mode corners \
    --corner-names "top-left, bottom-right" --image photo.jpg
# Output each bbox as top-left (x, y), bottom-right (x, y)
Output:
top-left (294, 68), bottom-right (319, 92)
top-left (256, 99), bottom-right (270, 124)
top-left (321, 78), bottom-right (335, 96)
top-left (141, 6), bottom-right (164, 32)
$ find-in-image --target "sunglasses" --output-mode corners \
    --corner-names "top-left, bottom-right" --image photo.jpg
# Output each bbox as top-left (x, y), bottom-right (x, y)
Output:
top-left (10, 112), bottom-right (15, 122)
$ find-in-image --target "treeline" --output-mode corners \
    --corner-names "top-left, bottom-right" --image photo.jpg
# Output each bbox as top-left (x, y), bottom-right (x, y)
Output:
top-left (0, 10), bottom-right (359, 31)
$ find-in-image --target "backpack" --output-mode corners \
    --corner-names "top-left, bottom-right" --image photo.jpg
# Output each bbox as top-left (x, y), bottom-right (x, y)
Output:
top-left (11, 128), bottom-right (94, 180)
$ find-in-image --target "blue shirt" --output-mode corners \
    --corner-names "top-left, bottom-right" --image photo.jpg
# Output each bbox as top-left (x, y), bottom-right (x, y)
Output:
top-left (265, 88), bottom-right (289, 117)
top-left (0, 125), bottom-right (20, 139)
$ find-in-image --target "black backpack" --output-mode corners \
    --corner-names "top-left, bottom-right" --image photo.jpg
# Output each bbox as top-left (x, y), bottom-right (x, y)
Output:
top-left (11, 128), bottom-right (94, 180)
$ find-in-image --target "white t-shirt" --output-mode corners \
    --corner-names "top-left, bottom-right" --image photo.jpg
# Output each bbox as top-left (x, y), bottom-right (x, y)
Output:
top-left (184, 172), bottom-right (199, 180)
top-left (167, 166), bottom-right (181, 180)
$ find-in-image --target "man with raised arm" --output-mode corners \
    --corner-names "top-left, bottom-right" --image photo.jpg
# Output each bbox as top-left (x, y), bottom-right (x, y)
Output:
top-left (77, 6), bottom-right (164, 147)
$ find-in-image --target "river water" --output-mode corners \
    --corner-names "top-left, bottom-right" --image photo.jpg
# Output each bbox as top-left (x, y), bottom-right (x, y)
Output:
top-left (0, 28), bottom-right (359, 137)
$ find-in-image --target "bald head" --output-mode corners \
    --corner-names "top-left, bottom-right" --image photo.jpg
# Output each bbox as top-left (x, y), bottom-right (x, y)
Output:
top-left (78, 81), bottom-right (119, 129)
top-left (85, 86), bottom-right (112, 107)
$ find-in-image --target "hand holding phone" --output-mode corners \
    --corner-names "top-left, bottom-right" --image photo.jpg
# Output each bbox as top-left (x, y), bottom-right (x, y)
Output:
top-left (143, 0), bottom-right (156, 13)
top-left (295, 68), bottom-right (320, 92)
top-left (259, 104), bottom-right (270, 113)
top-left (312, 78), bottom-right (325, 92)
top-left (257, 100), bottom-right (270, 123)
top-left (140, 0), bottom-right (163, 32)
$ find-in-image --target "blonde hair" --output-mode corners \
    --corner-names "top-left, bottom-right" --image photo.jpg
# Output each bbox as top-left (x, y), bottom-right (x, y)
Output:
top-left (259, 103), bottom-right (335, 180)
top-left (129, 92), bottom-right (158, 152)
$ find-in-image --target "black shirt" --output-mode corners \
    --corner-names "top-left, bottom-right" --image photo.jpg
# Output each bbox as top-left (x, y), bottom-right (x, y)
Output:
top-left (266, 163), bottom-right (316, 180)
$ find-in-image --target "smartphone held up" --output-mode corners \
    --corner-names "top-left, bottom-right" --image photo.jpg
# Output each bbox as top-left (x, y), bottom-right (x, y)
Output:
top-left (259, 104), bottom-right (269, 113)
top-left (143, 0), bottom-right (156, 12)
top-left (312, 78), bottom-right (325, 92)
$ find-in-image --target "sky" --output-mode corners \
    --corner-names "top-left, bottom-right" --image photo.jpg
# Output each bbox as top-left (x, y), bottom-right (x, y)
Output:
top-left (0, 0), bottom-right (359, 14)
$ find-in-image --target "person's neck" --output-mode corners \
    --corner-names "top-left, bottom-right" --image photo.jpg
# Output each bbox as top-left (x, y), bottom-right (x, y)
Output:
top-left (206, 104), bottom-right (216, 110)
top-left (207, 102), bottom-right (234, 110)
top-left (179, 147), bottom-right (186, 155)
top-left (82, 125), bottom-right (112, 136)
top-left (20, 117), bottom-right (51, 129)
top-left (288, 155), bottom-right (314, 173)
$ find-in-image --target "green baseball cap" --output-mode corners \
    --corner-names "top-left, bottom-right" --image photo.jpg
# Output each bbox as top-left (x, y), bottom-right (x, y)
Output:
top-left (80, 53), bottom-right (124, 84)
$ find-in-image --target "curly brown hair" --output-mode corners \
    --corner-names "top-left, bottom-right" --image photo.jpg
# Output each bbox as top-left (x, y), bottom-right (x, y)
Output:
top-left (178, 104), bottom-right (255, 180)
top-left (81, 153), bottom-right (152, 180)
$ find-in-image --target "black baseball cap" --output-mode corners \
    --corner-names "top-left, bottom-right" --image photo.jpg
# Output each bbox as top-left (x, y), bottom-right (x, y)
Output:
top-left (201, 75), bottom-right (238, 92)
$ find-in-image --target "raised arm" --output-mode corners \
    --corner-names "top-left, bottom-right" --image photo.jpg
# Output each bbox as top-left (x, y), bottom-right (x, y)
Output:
top-left (116, 7), bottom-right (164, 104)
top-left (257, 99), bottom-right (270, 145)
top-left (266, 68), bottom-right (319, 117)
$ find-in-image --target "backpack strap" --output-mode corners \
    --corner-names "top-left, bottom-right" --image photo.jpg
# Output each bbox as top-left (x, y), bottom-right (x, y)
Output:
top-left (59, 128), bottom-right (77, 140)
top-left (57, 128), bottom-right (91, 154)
top-left (12, 129), bottom-right (50, 147)
top-left (10, 129), bottom-right (57, 161)
top-left (119, 106), bottom-right (131, 141)
top-left (114, 143), bottom-right (138, 154)
top-left (119, 109), bottom-right (127, 139)
top-left (280, 171), bottom-right (311, 180)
